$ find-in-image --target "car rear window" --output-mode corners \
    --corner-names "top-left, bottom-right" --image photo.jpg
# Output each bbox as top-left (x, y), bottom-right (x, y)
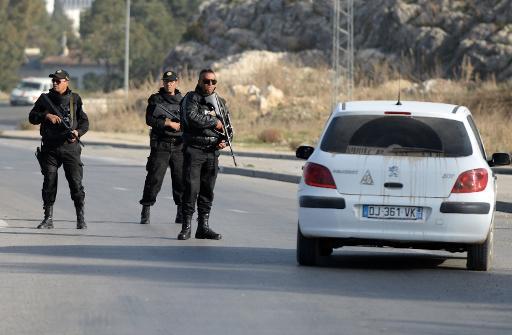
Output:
top-left (321, 115), bottom-right (472, 157)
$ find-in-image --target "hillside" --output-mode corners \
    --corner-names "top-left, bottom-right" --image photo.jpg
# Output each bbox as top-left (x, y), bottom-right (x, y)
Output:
top-left (165, 0), bottom-right (512, 81)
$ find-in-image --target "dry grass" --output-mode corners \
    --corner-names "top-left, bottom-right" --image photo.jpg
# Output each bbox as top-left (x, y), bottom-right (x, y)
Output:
top-left (93, 60), bottom-right (512, 154)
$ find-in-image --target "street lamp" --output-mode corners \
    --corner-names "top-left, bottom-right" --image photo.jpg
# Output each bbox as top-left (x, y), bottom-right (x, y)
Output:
top-left (124, 0), bottom-right (130, 94)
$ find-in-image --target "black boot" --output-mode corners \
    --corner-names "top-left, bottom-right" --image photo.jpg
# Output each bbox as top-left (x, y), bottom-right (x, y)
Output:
top-left (76, 203), bottom-right (86, 229)
top-left (177, 215), bottom-right (192, 240)
top-left (195, 213), bottom-right (222, 240)
top-left (37, 206), bottom-right (54, 229)
top-left (140, 205), bottom-right (150, 224)
top-left (174, 205), bottom-right (183, 224)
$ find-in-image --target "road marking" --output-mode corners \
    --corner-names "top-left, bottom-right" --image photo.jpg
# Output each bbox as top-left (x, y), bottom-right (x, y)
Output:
top-left (164, 196), bottom-right (174, 200)
top-left (2, 166), bottom-right (13, 170)
top-left (0, 219), bottom-right (8, 228)
top-left (228, 209), bottom-right (249, 214)
top-left (113, 187), bottom-right (129, 191)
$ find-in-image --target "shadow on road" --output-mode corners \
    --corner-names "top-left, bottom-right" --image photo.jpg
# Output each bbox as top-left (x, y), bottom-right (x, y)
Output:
top-left (0, 243), bottom-right (511, 308)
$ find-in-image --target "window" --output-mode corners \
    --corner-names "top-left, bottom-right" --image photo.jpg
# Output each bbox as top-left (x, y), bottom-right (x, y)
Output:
top-left (321, 115), bottom-right (472, 157)
top-left (18, 82), bottom-right (43, 90)
top-left (466, 115), bottom-right (487, 160)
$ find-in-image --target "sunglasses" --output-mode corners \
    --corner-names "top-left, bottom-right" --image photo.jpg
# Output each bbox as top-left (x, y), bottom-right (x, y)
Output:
top-left (52, 79), bottom-right (66, 84)
top-left (202, 79), bottom-right (217, 85)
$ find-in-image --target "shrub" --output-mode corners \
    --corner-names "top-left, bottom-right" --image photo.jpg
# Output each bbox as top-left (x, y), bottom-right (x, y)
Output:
top-left (258, 128), bottom-right (283, 143)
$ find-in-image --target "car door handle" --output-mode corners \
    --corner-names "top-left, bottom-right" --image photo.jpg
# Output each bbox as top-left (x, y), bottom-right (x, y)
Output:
top-left (384, 182), bottom-right (403, 189)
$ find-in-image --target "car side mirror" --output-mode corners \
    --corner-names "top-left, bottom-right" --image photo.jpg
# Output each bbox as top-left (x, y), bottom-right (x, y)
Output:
top-left (488, 152), bottom-right (511, 166)
top-left (296, 145), bottom-right (314, 160)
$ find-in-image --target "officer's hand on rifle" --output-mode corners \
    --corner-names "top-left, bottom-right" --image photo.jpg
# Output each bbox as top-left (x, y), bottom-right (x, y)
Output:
top-left (68, 130), bottom-right (79, 143)
top-left (164, 118), bottom-right (181, 131)
top-left (217, 140), bottom-right (227, 150)
top-left (46, 114), bottom-right (62, 124)
top-left (215, 120), bottom-right (224, 131)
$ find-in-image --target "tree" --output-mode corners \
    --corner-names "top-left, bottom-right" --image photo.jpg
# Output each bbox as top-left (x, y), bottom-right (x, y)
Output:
top-left (0, 0), bottom-right (77, 91)
top-left (80, 0), bottom-right (183, 91)
top-left (163, 0), bottom-right (203, 29)
top-left (80, 0), bottom-right (125, 91)
top-left (25, 0), bottom-right (77, 58)
top-left (0, 0), bottom-right (44, 91)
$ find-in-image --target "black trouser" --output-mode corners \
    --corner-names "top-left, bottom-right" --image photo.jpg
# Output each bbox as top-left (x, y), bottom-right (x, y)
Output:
top-left (182, 145), bottom-right (219, 217)
top-left (40, 141), bottom-right (85, 207)
top-left (140, 139), bottom-right (184, 206)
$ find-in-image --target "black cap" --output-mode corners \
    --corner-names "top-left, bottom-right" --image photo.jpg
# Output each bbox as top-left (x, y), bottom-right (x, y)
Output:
top-left (162, 70), bottom-right (178, 81)
top-left (49, 69), bottom-right (70, 80)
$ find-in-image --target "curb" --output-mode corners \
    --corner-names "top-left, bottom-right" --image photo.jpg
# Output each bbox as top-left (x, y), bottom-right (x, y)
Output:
top-left (219, 166), bottom-right (300, 184)
top-left (493, 167), bottom-right (512, 175)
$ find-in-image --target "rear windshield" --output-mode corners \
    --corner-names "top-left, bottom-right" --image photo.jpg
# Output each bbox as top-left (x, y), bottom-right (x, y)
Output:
top-left (18, 82), bottom-right (43, 90)
top-left (321, 115), bottom-right (472, 157)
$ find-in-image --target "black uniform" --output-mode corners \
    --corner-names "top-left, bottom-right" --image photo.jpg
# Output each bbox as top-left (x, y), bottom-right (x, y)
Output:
top-left (178, 85), bottom-right (230, 240)
top-left (139, 88), bottom-right (184, 213)
top-left (29, 88), bottom-right (89, 228)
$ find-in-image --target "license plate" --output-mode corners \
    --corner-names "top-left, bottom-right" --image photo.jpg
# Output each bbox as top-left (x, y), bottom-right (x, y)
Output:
top-left (362, 205), bottom-right (423, 220)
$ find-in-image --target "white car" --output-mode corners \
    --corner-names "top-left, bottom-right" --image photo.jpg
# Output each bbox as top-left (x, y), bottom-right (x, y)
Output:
top-left (296, 100), bottom-right (510, 271)
top-left (10, 77), bottom-right (51, 106)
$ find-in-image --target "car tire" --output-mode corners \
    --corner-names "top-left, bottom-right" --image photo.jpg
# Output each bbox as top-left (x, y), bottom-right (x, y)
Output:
top-left (319, 241), bottom-right (333, 256)
top-left (466, 222), bottom-right (494, 271)
top-left (297, 224), bottom-right (319, 266)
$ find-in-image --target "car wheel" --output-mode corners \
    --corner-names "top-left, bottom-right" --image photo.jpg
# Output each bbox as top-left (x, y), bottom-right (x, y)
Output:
top-left (319, 241), bottom-right (333, 256)
top-left (467, 222), bottom-right (494, 271)
top-left (296, 224), bottom-right (319, 266)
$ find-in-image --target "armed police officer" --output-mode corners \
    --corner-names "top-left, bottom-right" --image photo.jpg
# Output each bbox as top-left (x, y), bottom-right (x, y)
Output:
top-left (178, 68), bottom-right (231, 240)
top-left (29, 69), bottom-right (89, 229)
top-left (139, 70), bottom-right (184, 225)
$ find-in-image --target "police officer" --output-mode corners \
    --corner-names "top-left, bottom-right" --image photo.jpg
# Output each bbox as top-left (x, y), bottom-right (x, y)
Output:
top-left (29, 69), bottom-right (89, 229)
top-left (178, 69), bottom-right (229, 240)
top-left (139, 70), bottom-right (184, 224)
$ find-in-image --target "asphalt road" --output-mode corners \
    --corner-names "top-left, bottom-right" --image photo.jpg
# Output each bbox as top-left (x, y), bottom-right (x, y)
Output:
top-left (0, 102), bottom-right (29, 130)
top-left (0, 138), bottom-right (512, 335)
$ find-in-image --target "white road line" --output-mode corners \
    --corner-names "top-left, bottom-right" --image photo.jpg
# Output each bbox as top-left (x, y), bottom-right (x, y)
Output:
top-left (113, 187), bottom-right (129, 191)
top-left (2, 166), bottom-right (13, 170)
top-left (0, 219), bottom-right (9, 228)
top-left (227, 209), bottom-right (249, 214)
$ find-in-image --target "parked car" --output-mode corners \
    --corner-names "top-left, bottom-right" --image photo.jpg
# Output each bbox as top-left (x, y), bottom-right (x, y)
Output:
top-left (10, 77), bottom-right (51, 106)
top-left (296, 100), bottom-right (510, 271)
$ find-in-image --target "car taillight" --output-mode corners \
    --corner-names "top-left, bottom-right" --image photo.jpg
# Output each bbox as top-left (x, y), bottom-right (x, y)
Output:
top-left (451, 168), bottom-right (488, 193)
top-left (303, 162), bottom-right (336, 189)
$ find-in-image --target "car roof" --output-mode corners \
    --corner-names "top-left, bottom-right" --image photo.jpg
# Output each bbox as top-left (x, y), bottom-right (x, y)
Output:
top-left (336, 100), bottom-right (469, 117)
top-left (21, 77), bottom-right (51, 84)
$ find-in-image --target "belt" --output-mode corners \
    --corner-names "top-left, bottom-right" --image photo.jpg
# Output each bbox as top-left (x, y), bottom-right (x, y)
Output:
top-left (152, 136), bottom-right (183, 144)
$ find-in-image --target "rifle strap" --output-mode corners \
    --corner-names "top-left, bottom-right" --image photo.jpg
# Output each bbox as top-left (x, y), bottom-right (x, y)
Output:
top-left (69, 94), bottom-right (75, 130)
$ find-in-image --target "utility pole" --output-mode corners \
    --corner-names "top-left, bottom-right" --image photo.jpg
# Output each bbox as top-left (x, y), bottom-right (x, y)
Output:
top-left (332, 0), bottom-right (354, 107)
top-left (124, 0), bottom-right (130, 94)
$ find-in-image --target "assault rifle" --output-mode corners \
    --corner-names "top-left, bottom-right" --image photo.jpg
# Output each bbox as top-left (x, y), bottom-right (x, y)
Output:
top-left (204, 92), bottom-right (237, 166)
top-left (41, 93), bottom-right (84, 147)
top-left (153, 103), bottom-right (181, 133)
top-left (153, 103), bottom-right (181, 122)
